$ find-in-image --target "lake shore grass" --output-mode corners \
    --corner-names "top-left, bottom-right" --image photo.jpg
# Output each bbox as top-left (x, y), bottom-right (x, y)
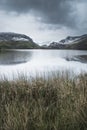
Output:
top-left (0, 73), bottom-right (87, 130)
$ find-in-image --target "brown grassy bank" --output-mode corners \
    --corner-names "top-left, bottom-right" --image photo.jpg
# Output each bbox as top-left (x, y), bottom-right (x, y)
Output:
top-left (0, 73), bottom-right (87, 130)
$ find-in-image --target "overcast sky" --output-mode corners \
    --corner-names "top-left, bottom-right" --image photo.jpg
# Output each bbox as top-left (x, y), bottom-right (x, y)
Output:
top-left (0, 0), bottom-right (87, 44)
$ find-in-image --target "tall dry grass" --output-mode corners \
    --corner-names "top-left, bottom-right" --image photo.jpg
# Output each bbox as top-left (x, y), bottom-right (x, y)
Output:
top-left (0, 73), bottom-right (87, 130)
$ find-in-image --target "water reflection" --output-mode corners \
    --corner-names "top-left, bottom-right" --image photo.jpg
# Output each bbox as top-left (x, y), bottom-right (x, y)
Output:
top-left (0, 50), bottom-right (33, 65)
top-left (66, 55), bottom-right (87, 63)
top-left (0, 49), bottom-right (87, 79)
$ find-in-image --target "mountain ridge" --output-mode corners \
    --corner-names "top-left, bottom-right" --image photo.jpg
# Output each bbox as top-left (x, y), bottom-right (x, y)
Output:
top-left (47, 34), bottom-right (87, 50)
top-left (0, 32), bottom-right (87, 50)
top-left (0, 32), bottom-right (39, 49)
top-left (0, 32), bottom-right (33, 42)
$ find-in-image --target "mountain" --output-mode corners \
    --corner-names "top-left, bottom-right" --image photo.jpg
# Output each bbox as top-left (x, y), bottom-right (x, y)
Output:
top-left (48, 34), bottom-right (87, 50)
top-left (0, 32), bottom-right (39, 49)
top-left (65, 35), bottom-right (87, 50)
top-left (48, 42), bottom-right (65, 49)
top-left (0, 33), bottom-right (87, 50)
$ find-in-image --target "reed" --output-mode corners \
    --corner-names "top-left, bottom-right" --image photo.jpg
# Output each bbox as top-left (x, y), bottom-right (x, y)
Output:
top-left (0, 73), bottom-right (87, 130)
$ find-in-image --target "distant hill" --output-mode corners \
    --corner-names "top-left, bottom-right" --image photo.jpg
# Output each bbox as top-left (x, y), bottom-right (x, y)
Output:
top-left (0, 33), bottom-right (87, 50)
top-left (48, 34), bottom-right (87, 50)
top-left (0, 32), bottom-right (39, 49)
top-left (66, 36), bottom-right (87, 50)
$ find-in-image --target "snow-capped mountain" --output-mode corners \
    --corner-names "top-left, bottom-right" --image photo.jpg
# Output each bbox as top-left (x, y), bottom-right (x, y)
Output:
top-left (0, 32), bottom-right (33, 42)
top-left (59, 36), bottom-right (80, 44)
top-left (0, 32), bottom-right (87, 50)
top-left (48, 34), bottom-right (87, 50)
top-left (48, 42), bottom-right (65, 49)
top-left (0, 32), bottom-right (39, 49)
top-left (59, 35), bottom-right (87, 44)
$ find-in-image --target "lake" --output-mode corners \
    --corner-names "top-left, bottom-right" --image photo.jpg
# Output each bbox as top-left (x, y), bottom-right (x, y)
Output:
top-left (0, 49), bottom-right (87, 79)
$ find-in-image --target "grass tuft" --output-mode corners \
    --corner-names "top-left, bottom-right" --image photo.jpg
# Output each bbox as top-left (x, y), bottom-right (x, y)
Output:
top-left (0, 73), bottom-right (87, 130)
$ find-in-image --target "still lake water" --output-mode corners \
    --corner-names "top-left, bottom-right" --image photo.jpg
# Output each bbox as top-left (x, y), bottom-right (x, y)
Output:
top-left (0, 49), bottom-right (87, 79)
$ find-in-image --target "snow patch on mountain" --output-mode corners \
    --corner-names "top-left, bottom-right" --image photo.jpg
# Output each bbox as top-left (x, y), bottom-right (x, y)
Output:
top-left (0, 32), bottom-right (32, 42)
top-left (12, 37), bottom-right (29, 41)
top-left (59, 37), bottom-right (80, 45)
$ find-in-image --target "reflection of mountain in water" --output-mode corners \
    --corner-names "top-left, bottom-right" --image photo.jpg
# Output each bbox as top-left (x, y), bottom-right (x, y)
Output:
top-left (66, 55), bottom-right (87, 63)
top-left (0, 50), bottom-right (33, 65)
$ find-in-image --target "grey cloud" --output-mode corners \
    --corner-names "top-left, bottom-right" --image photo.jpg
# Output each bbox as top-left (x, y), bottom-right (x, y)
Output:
top-left (0, 0), bottom-right (77, 27)
top-left (0, 0), bottom-right (87, 30)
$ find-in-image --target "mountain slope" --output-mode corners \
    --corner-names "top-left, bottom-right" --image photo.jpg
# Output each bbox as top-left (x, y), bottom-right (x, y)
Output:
top-left (0, 32), bottom-right (39, 49)
top-left (66, 36), bottom-right (87, 50)
top-left (48, 34), bottom-right (87, 50)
